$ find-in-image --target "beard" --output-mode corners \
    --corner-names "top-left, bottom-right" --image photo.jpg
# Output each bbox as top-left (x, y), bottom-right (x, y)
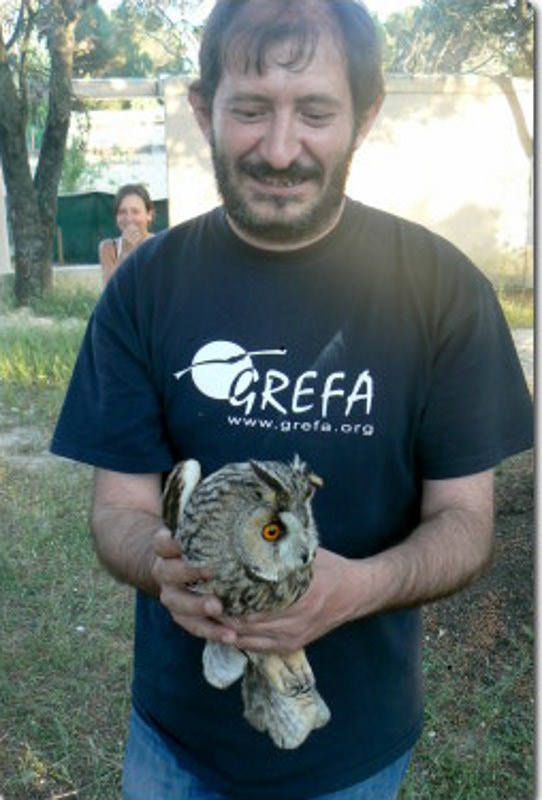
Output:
top-left (210, 136), bottom-right (356, 245)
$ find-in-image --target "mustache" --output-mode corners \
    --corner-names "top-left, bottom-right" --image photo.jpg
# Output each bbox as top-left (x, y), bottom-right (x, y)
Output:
top-left (239, 159), bottom-right (322, 182)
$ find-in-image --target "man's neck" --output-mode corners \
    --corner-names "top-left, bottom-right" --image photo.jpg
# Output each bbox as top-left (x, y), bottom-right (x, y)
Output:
top-left (225, 198), bottom-right (346, 252)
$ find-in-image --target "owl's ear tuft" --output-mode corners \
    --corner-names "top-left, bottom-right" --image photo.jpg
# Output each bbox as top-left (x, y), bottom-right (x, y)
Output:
top-left (292, 454), bottom-right (323, 493)
top-left (249, 460), bottom-right (288, 495)
top-left (308, 471), bottom-right (324, 490)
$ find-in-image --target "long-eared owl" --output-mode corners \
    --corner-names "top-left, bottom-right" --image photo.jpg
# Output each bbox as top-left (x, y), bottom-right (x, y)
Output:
top-left (162, 456), bottom-right (331, 749)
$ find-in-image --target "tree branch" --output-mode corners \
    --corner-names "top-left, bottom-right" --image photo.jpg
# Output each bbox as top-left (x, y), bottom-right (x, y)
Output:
top-left (492, 74), bottom-right (533, 158)
top-left (5, 0), bottom-right (27, 51)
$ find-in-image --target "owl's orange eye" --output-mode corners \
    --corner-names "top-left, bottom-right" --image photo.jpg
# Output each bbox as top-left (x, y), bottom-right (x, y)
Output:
top-left (262, 523), bottom-right (285, 542)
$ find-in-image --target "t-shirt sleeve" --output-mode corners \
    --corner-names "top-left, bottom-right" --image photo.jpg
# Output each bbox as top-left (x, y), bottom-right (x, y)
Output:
top-left (416, 274), bottom-right (533, 480)
top-left (50, 268), bottom-right (175, 474)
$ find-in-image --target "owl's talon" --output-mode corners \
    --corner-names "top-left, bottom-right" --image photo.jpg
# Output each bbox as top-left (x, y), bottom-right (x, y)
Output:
top-left (249, 650), bottom-right (315, 696)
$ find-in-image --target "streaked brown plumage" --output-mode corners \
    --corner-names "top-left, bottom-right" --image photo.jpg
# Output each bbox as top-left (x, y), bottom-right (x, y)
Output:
top-left (162, 456), bottom-right (330, 748)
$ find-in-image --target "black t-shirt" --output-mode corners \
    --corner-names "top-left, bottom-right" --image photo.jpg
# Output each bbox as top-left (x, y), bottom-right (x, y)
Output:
top-left (51, 199), bottom-right (532, 799)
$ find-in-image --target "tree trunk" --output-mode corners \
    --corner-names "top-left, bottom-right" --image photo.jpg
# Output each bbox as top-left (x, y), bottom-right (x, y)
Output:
top-left (0, 31), bottom-right (49, 304)
top-left (492, 75), bottom-right (533, 160)
top-left (0, 4), bottom-right (77, 306)
top-left (4, 166), bottom-right (50, 306)
top-left (34, 6), bottom-right (77, 296)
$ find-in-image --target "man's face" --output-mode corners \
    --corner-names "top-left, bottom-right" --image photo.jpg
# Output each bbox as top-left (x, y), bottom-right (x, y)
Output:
top-left (208, 32), bottom-right (360, 249)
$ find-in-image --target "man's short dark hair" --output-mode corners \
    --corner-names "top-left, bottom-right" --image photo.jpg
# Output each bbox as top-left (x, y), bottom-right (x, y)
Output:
top-left (194, 0), bottom-right (384, 131)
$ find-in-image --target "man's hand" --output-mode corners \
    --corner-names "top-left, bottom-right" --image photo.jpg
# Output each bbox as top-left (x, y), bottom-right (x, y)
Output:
top-left (152, 529), bottom-right (235, 644)
top-left (218, 548), bottom-right (363, 653)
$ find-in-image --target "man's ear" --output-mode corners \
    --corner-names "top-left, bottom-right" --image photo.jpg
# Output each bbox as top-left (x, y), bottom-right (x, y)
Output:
top-left (188, 88), bottom-right (212, 141)
top-left (354, 95), bottom-right (384, 150)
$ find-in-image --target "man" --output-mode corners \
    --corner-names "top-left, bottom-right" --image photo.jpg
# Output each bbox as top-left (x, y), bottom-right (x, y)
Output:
top-left (51, 1), bottom-right (533, 798)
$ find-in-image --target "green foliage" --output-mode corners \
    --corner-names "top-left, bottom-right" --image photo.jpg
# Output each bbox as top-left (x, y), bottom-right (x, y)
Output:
top-left (383, 0), bottom-right (534, 76)
top-left (106, 0), bottom-right (201, 77)
top-left (74, 2), bottom-right (116, 76)
top-left (59, 113), bottom-right (105, 192)
top-left (32, 286), bottom-right (99, 321)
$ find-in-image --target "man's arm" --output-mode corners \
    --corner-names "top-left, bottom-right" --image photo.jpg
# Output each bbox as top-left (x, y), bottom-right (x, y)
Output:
top-left (91, 469), bottom-right (234, 642)
top-left (225, 469), bottom-right (495, 653)
top-left (373, 468), bottom-right (494, 610)
top-left (91, 469), bottom-right (165, 594)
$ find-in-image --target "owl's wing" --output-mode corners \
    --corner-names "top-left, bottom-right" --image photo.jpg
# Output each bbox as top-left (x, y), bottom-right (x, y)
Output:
top-left (162, 459), bottom-right (202, 533)
top-left (203, 641), bottom-right (248, 688)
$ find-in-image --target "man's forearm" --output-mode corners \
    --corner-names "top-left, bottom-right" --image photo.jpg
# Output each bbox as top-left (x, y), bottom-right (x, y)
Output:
top-left (91, 507), bottom-right (165, 595)
top-left (353, 505), bottom-right (494, 620)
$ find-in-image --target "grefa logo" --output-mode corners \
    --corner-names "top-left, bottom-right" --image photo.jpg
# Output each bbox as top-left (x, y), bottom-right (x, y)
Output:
top-left (174, 340), bottom-right (374, 421)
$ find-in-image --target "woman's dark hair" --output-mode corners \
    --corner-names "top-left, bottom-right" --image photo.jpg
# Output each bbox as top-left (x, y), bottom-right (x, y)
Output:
top-left (194, 0), bottom-right (384, 131)
top-left (113, 184), bottom-right (154, 216)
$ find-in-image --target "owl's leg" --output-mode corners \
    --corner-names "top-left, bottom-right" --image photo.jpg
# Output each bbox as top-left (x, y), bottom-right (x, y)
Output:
top-left (241, 664), bottom-right (268, 734)
top-left (203, 641), bottom-right (248, 689)
top-left (242, 664), bottom-right (331, 749)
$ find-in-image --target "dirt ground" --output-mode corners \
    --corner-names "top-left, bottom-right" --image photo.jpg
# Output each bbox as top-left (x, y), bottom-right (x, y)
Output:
top-left (422, 447), bottom-right (534, 694)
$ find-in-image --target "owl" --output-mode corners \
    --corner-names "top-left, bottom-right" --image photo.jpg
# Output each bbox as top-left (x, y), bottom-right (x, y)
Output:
top-left (162, 455), bottom-right (331, 749)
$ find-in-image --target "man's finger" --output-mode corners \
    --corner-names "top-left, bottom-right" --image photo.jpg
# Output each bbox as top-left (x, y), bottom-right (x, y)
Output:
top-left (153, 527), bottom-right (181, 558)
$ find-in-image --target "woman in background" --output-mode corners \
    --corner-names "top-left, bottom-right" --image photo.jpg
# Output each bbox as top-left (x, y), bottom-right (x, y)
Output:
top-left (99, 184), bottom-right (154, 286)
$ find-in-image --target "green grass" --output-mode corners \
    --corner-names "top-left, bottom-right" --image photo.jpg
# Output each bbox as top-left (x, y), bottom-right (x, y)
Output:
top-left (0, 322), bottom-right (87, 386)
top-left (399, 637), bottom-right (533, 799)
top-left (0, 456), bottom-right (133, 800)
top-left (497, 289), bottom-right (534, 328)
top-left (0, 279), bottom-right (100, 321)
top-left (0, 284), bottom-right (97, 388)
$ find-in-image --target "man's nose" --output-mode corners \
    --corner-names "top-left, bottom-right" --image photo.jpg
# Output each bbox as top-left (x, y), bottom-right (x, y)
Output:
top-left (258, 112), bottom-right (303, 169)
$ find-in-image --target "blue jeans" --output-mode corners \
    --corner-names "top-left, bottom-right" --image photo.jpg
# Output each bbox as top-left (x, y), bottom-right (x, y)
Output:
top-left (122, 707), bottom-right (412, 800)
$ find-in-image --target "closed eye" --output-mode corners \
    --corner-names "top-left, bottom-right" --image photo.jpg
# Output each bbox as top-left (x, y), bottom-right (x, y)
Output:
top-left (228, 98), bottom-right (269, 123)
top-left (232, 109), bottom-right (267, 122)
top-left (302, 111), bottom-right (335, 127)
